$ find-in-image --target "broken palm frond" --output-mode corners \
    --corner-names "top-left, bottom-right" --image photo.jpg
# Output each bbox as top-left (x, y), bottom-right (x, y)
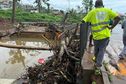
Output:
top-left (17, 23), bottom-right (83, 84)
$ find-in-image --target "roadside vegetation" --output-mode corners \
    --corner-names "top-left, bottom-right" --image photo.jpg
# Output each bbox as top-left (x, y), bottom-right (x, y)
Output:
top-left (0, 0), bottom-right (93, 24)
top-left (0, 9), bottom-right (84, 23)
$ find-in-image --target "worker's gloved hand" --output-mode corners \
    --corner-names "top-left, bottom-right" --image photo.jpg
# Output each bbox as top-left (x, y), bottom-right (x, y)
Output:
top-left (106, 25), bottom-right (113, 29)
top-left (109, 19), bottom-right (113, 25)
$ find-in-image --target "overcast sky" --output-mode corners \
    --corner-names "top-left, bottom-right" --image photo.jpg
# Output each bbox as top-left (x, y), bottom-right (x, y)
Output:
top-left (21, 0), bottom-right (126, 14)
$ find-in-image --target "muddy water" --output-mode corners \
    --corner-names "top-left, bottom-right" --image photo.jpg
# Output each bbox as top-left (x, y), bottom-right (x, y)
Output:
top-left (0, 37), bottom-right (53, 79)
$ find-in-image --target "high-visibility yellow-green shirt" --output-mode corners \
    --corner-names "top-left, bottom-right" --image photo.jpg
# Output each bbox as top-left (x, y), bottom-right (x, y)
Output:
top-left (83, 7), bottom-right (118, 40)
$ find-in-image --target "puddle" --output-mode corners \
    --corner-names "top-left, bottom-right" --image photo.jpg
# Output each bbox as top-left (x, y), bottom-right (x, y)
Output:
top-left (0, 37), bottom-right (53, 79)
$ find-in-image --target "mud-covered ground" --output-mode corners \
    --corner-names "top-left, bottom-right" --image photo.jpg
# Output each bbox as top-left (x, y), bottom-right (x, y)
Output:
top-left (0, 19), bottom-right (13, 30)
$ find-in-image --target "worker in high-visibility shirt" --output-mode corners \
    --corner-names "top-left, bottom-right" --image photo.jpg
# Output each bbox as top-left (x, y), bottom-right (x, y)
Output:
top-left (82, 0), bottom-right (120, 68)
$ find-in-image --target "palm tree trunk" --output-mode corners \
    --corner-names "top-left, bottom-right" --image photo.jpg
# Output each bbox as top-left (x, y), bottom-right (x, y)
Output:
top-left (12, 0), bottom-right (16, 24)
top-left (47, 4), bottom-right (50, 13)
top-left (38, 0), bottom-right (41, 13)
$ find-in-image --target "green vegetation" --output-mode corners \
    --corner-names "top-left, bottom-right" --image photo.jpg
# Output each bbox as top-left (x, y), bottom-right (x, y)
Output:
top-left (0, 9), bottom-right (84, 23)
top-left (0, 9), bottom-right (62, 23)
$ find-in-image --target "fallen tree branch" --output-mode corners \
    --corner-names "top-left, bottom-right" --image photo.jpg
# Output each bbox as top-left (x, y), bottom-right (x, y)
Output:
top-left (0, 42), bottom-right (52, 50)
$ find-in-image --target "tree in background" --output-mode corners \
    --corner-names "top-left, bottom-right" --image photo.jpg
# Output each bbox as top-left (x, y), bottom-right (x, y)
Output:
top-left (12, 0), bottom-right (16, 23)
top-left (34, 0), bottom-right (49, 13)
top-left (69, 8), bottom-right (77, 17)
top-left (45, 2), bottom-right (50, 13)
top-left (89, 0), bottom-right (93, 10)
top-left (35, 0), bottom-right (41, 13)
top-left (82, 0), bottom-right (93, 14)
top-left (12, 0), bottom-right (20, 23)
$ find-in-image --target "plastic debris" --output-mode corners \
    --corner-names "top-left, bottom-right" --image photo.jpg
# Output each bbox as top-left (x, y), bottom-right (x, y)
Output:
top-left (38, 58), bottom-right (45, 64)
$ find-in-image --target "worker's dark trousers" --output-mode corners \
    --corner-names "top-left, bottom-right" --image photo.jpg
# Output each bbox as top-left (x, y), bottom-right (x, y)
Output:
top-left (123, 35), bottom-right (126, 46)
top-left (94, 37), bottom-right (109, 67)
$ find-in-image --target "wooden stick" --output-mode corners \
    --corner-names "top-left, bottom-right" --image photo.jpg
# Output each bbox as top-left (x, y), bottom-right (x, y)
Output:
top-left (41, 35), bottom-right (53, 45)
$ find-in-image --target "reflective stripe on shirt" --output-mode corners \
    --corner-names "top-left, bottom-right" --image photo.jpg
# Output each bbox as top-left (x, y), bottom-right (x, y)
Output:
top-left (92, 26), bottom-right (107, 33)
top-left (91, 21), bottom-right (109, 27)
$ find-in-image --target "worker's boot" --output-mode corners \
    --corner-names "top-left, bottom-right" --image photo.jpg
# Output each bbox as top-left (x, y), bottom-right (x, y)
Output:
top-left (94, 66), bottom-right (101, 75)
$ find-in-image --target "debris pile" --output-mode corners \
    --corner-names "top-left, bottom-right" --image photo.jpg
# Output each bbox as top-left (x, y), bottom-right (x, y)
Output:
top-left (19, 24), bottom-right (83, 84)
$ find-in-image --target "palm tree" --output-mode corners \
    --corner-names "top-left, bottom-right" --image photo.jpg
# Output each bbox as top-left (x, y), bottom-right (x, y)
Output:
top-left (35, 0), bottom-right (41, 13)
top-left (89, 0), bottom-right (93, 10)
top-left (12, 0), bottom-right (16, 23)
top-left (82, 0), bottom-right (93, 13)
top-left (34, 0), bottom-right (49, 13)
top-left (12, 0), bottom-right (20, 23)
top-left (42, 0), bottom-right (50, 13)
top-left (46, 3), bottom-right (50, 13)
